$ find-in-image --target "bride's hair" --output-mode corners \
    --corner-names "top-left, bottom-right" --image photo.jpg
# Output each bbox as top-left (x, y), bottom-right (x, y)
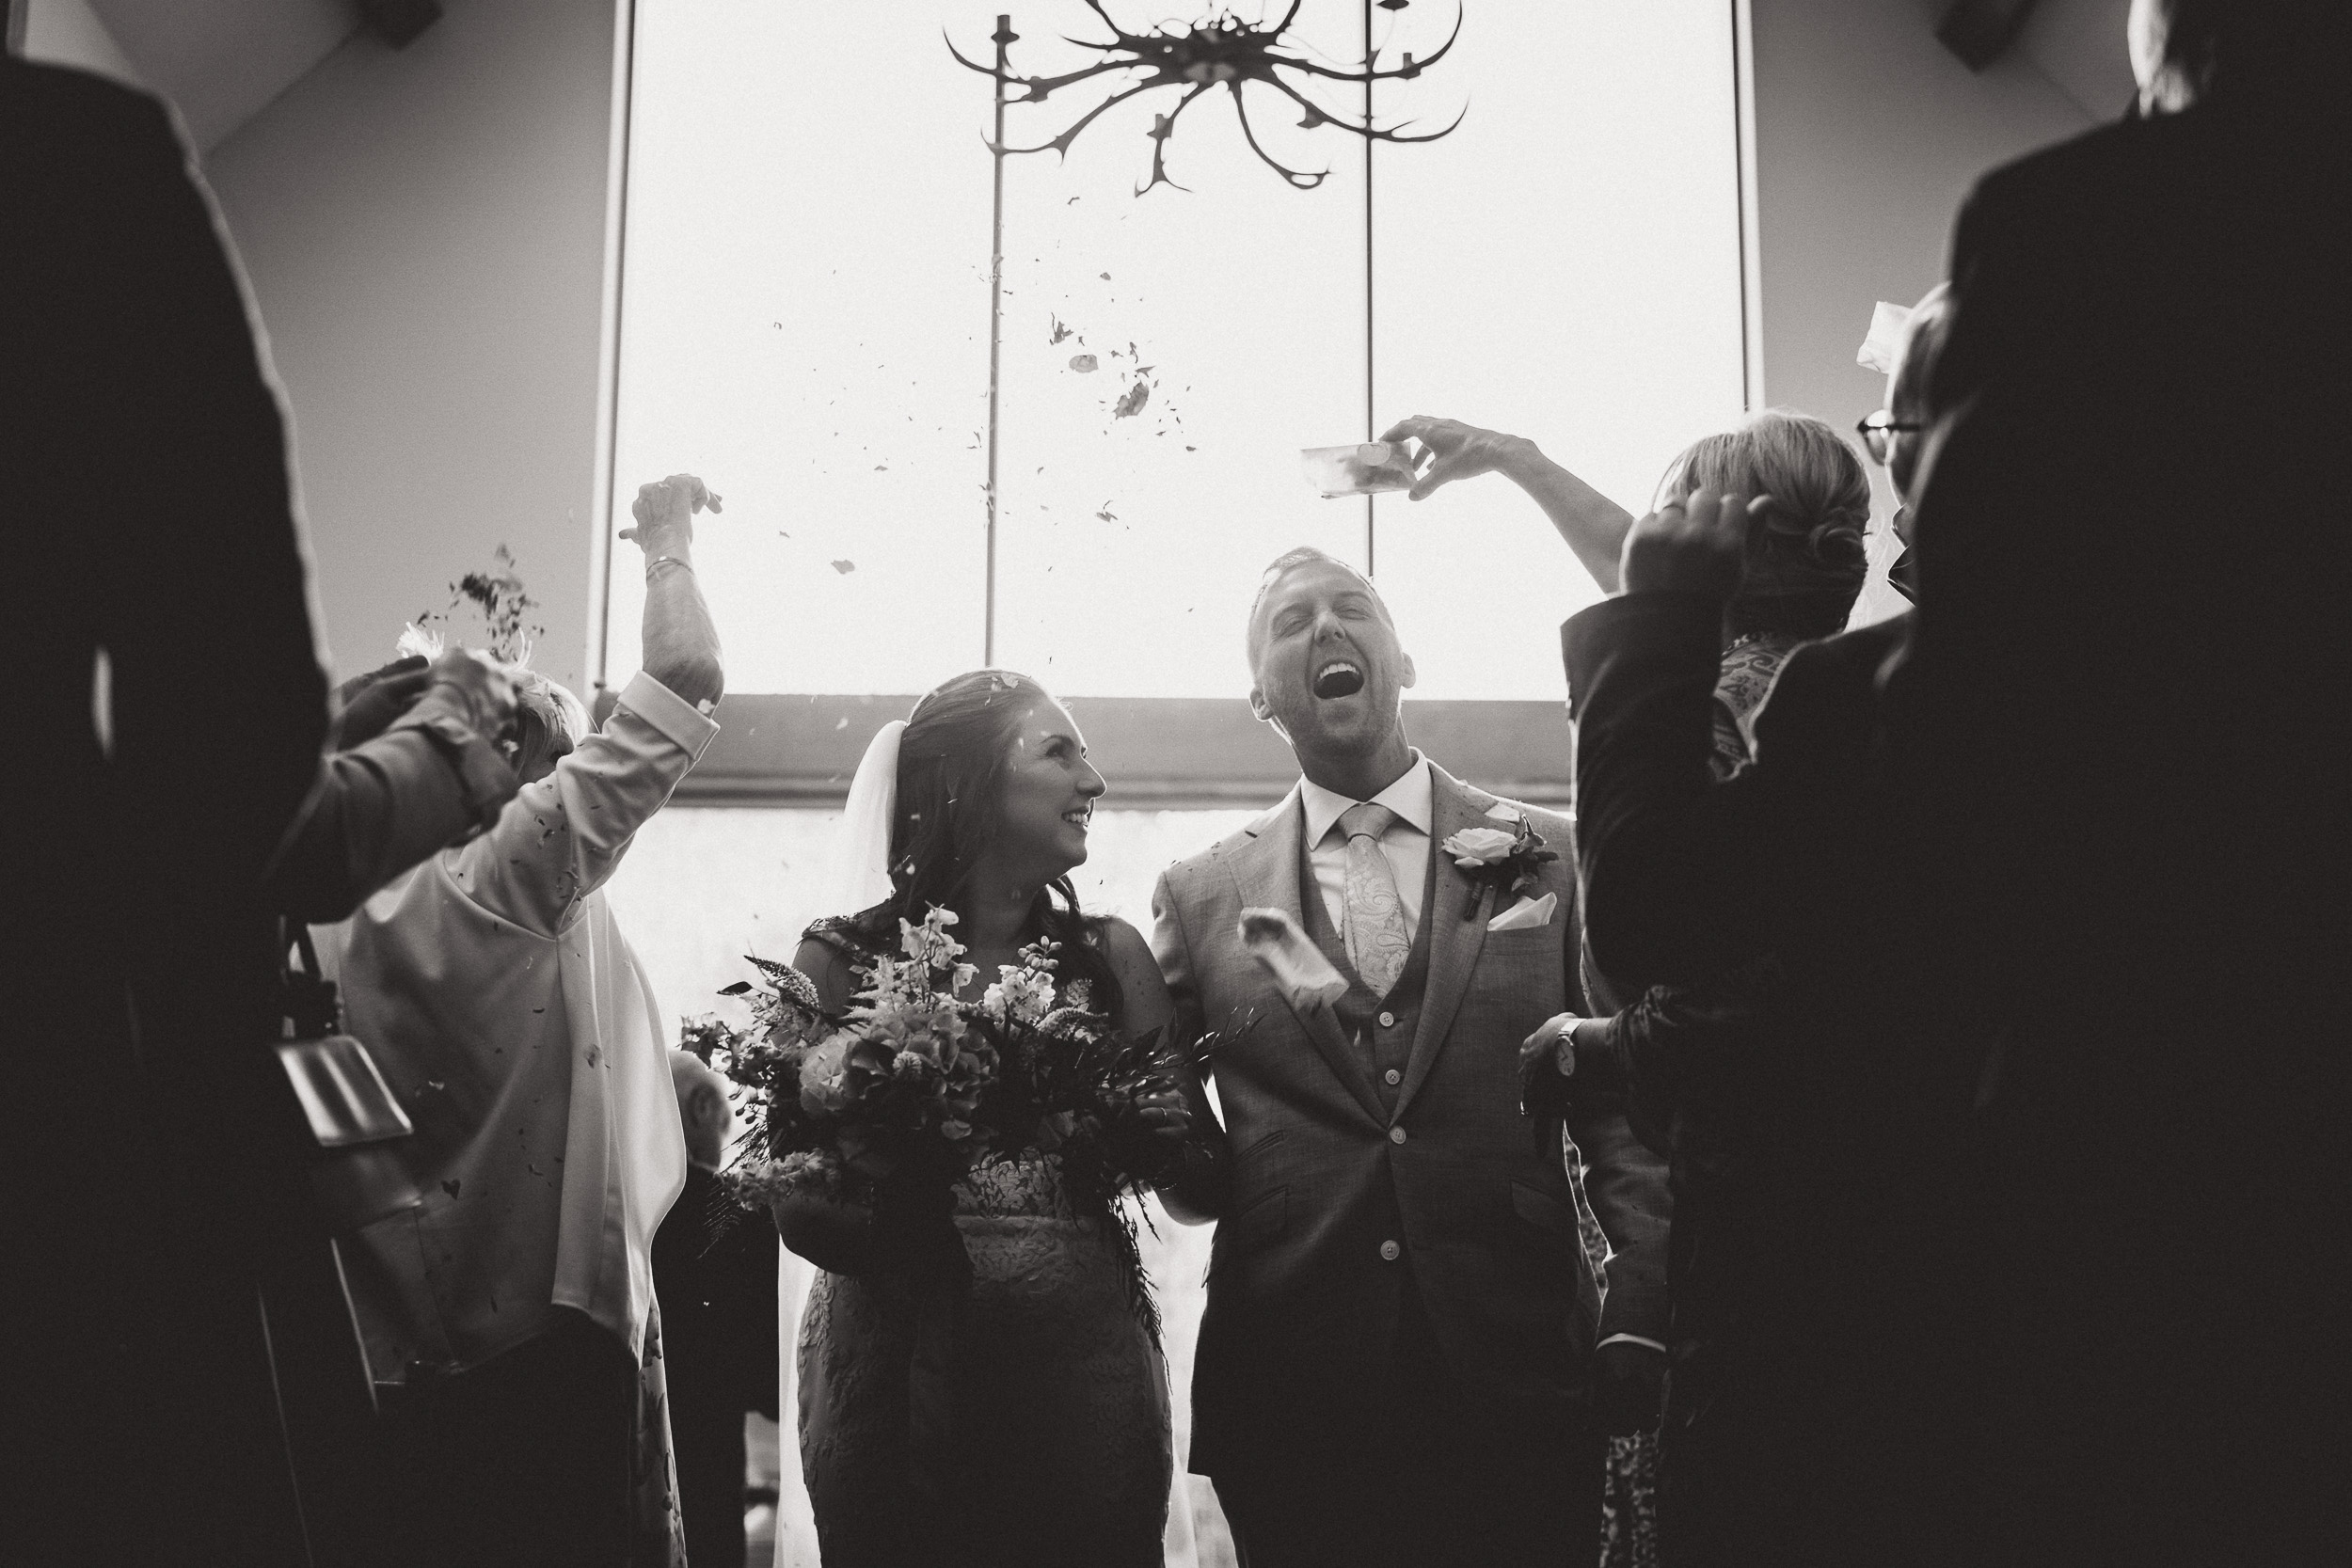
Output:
top-left (877, 669), bottom-right (1124, 1021)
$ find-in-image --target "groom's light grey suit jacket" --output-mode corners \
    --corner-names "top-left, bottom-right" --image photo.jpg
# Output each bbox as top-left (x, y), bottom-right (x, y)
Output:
top-left (1152, 761), bottom-right (1671, 1478)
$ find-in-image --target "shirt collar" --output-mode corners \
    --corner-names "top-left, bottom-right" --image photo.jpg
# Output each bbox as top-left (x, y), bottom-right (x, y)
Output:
top-left (1299, 751), bottom-right (1433, 847)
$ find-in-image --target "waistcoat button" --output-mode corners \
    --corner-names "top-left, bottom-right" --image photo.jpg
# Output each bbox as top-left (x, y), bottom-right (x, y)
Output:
top-left (1377, 1010), bottom-right (1395, 1028)
top-left (1379, 1240), bottom-right (1401, 1261)
top-left (1389, 1126), bottom-right (1406, 1145)
top-left (1384, 1069), bottom-right (1401, 1085)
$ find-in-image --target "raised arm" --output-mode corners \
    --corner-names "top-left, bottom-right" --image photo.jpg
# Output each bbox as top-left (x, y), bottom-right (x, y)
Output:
top-left (266, 651), bottom-right (519, 921)
top-left (447, 475), bottom-right (723, 935)
top-left (1380, 416), bottom-right (1635, 592)
top-left (622, 473), bottom-right (724, 709)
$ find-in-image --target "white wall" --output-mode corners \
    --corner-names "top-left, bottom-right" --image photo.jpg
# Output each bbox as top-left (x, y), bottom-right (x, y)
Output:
top-left (200, 0), bottom-right (620, 689)
top-left (19, 0), bottom-right (142, 86)
top-left (1746, 0), bottom-right (2103, 624)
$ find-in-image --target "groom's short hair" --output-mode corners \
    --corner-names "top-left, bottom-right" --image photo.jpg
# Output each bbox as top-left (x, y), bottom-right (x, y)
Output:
top-left (1247, 547), bottom-right (1392, 668)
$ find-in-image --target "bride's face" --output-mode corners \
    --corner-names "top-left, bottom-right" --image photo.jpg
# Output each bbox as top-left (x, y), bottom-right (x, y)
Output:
top-left (990, 698), bottom-right (1107, 885)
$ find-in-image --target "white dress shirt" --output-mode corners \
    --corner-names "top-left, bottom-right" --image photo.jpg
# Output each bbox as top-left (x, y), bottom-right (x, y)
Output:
top-left (319, 670), bottom-right (718, 1380)
top-left (1298, 751), bottom-right (1435, 934)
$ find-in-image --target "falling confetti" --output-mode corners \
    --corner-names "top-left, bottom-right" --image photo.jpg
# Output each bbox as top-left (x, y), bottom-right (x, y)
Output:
top-left (1113, 382), bottom-right (1150, 419)
top-left (1096, 504), bottom-right (1118, 522)
top-left (1050, 317), bottom-right (1075, 344)
top-left (831, 560), bottom-right (857, 574)
top-left (1070, 354), bottom-right (1099, 373)
top-left (1099, 272), bottom-right (1111, 280)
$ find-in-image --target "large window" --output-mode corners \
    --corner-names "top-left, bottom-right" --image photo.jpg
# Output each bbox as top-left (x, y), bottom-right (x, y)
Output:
top-left (607, 0), bottom-right (1744, 703)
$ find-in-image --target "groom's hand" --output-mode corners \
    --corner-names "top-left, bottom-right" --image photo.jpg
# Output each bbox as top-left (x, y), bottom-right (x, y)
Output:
top-left (1592, 1338), bottom-right (1667, 1435)
top-left (1618, 484), bottom-right (1767, 600)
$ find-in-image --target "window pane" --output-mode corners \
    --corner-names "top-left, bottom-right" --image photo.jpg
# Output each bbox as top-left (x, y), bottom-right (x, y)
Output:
top-left (611, 0), bottom-right (996, 694)
top-left (1371, 0), bottom-right (1747, 700)
top-left (612, 1), bottom-right (1742, 701)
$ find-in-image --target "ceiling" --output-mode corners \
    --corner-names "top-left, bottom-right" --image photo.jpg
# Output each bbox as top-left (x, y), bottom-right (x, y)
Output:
top-left (87, 0), bottom-right (357, 151)
top-left (70, 0), bottom-right (2142, 160)
top-left (2013, 0), bottom-right (2138, 122)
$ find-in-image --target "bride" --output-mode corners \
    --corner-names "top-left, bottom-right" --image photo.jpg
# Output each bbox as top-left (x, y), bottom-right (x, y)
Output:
top-left (772, 669), bottom-right (1222, 1567)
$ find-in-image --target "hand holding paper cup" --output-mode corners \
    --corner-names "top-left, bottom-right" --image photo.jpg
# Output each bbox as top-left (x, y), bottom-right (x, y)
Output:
top-left (1302, 440), bottom-right (1421, 499)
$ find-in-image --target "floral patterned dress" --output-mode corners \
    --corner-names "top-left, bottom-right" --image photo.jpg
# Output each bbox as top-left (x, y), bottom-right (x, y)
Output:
top-left (792, 923), bottom-right (1173, 1568)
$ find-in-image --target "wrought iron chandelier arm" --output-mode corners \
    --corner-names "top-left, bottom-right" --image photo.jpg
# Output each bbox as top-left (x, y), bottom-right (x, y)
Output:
top-left (944, 35), bottom-right (1143, 103)
top-left (1279, 3), bottom-right (1463, 84)
top-left (1006, 75), bottom-right (1170, 157)
top-left (1136, 79), bottom-right (1216, 194)
top-left (1225, 80), bottom-right (1330, 189)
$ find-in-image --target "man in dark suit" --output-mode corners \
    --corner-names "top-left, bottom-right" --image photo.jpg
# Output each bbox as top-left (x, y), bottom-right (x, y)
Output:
top-left (1562, 2), bottom-right (2349, 1559)
top-left (1, 55), bottom-right (512, 1563)
top-left (1152, 548), bottom-right (1670, 1568)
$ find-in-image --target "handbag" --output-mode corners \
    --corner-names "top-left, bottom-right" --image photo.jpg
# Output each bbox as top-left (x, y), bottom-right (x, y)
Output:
top-left (276, 924), bottom-right (420, 1233)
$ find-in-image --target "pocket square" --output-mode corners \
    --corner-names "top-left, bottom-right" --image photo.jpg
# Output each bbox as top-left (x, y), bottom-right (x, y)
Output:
top-left (1238, 908), bottom-right (1350, 1009)
top-left (1486, 892), bottom-right (1557, 933)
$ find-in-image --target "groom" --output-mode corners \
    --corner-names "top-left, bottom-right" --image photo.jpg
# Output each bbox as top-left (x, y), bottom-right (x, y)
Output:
top-left (1152, 548), bottom-right (1671, 1566)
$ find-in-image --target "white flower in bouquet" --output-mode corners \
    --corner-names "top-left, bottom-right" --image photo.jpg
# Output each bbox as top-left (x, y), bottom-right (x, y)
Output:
top-left (799, 1030), bottom-right (857, 1116)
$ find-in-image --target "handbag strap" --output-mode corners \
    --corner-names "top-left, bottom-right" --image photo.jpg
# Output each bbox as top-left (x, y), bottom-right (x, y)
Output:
top-left (280, 919), bottom-right (342, 1041)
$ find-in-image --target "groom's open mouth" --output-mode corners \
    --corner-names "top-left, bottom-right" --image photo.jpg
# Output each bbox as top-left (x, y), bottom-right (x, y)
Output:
top-left (1312, 658), bottom-right (1366, 700)
top-left (1060, 805), bottom-right (1093, 830)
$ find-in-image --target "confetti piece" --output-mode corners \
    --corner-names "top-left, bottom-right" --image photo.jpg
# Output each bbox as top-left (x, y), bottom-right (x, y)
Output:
top-left (874, 465), bottom-right (887, 470)
top-left (1050, 317), bottom-right (1075, 344)
top-left (831, 560), bottom-right (856, 574)
top-left (1070, 354), bottom-right (1099, 373)
top-left (1113, 382), bottom-right (1150, 419)
top-left (442, 1180), bottom-right (461, 1199)
top-left (1100, 272), bottom-right (1112, 280)
top-left (834, 716), bottom-right (849, 730)
top-left (1096, 504), bottom-right (1118, 522)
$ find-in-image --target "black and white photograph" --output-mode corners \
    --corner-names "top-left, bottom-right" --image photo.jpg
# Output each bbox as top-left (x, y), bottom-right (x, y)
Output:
top-left (4, 0), bottom-right (2344, 1563)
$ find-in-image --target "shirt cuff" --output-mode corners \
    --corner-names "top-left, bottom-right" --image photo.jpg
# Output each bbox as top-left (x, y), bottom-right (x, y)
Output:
top-left (614, 670), bottom-right (721, 760)
top-left (1596, 1333), bottom-right (1668, 1355)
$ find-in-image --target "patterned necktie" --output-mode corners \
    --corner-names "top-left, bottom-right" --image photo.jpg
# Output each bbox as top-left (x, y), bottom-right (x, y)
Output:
top-left (1338, 802), bottom-right (1410, 997)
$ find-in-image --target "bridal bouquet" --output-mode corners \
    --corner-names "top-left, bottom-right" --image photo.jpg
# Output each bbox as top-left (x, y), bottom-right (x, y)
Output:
top-left (693, 907), bottom-right (1211, 1235)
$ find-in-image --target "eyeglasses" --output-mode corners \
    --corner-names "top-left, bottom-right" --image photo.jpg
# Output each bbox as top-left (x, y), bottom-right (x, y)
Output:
top-left (1855, 410), bottom-right (1924, 467)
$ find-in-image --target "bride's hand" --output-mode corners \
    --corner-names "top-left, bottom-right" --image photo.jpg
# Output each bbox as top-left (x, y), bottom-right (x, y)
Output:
top-left (768, 1192), bottom-right (875, 1275)
top-left (1136, 1087), bottom-right (1189, 1143)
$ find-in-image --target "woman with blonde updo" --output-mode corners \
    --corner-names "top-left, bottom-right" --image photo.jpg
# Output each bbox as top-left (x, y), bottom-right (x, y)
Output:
top-left (1375, 406), bottom-right (1872, 1568)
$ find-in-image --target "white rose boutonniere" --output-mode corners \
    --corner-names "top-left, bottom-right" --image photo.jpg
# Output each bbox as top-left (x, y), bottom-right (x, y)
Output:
top-left (1439, 804), bottom-right (1560, 920)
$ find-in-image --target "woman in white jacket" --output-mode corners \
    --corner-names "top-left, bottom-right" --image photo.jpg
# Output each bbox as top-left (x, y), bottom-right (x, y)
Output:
top-left (320, 475), bottom-right (724, 1568)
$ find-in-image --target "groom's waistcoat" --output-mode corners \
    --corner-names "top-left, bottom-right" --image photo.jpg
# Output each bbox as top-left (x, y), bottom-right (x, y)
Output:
top-left (1152, 761), bottom-right (1671, 1477)
top-left (1295, 824), bottom-right (1434, 1118)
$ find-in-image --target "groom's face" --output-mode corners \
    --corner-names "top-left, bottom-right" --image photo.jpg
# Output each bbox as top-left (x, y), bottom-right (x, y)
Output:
top-left (1248, 560), bottom-right (1415, 760)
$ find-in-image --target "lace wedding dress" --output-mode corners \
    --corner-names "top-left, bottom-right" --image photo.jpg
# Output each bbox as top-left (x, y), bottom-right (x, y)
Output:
top-left (792, 927), bottom-right (1173, 1568)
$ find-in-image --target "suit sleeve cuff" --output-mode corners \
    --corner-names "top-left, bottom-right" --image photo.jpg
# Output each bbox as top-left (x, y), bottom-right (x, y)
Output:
top-left (614, 670), bottom-right (721, 761)
top-left (1561, 592), bottom-right (1726, 718)
top-left (388, 705), bottom-right (519, 831)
